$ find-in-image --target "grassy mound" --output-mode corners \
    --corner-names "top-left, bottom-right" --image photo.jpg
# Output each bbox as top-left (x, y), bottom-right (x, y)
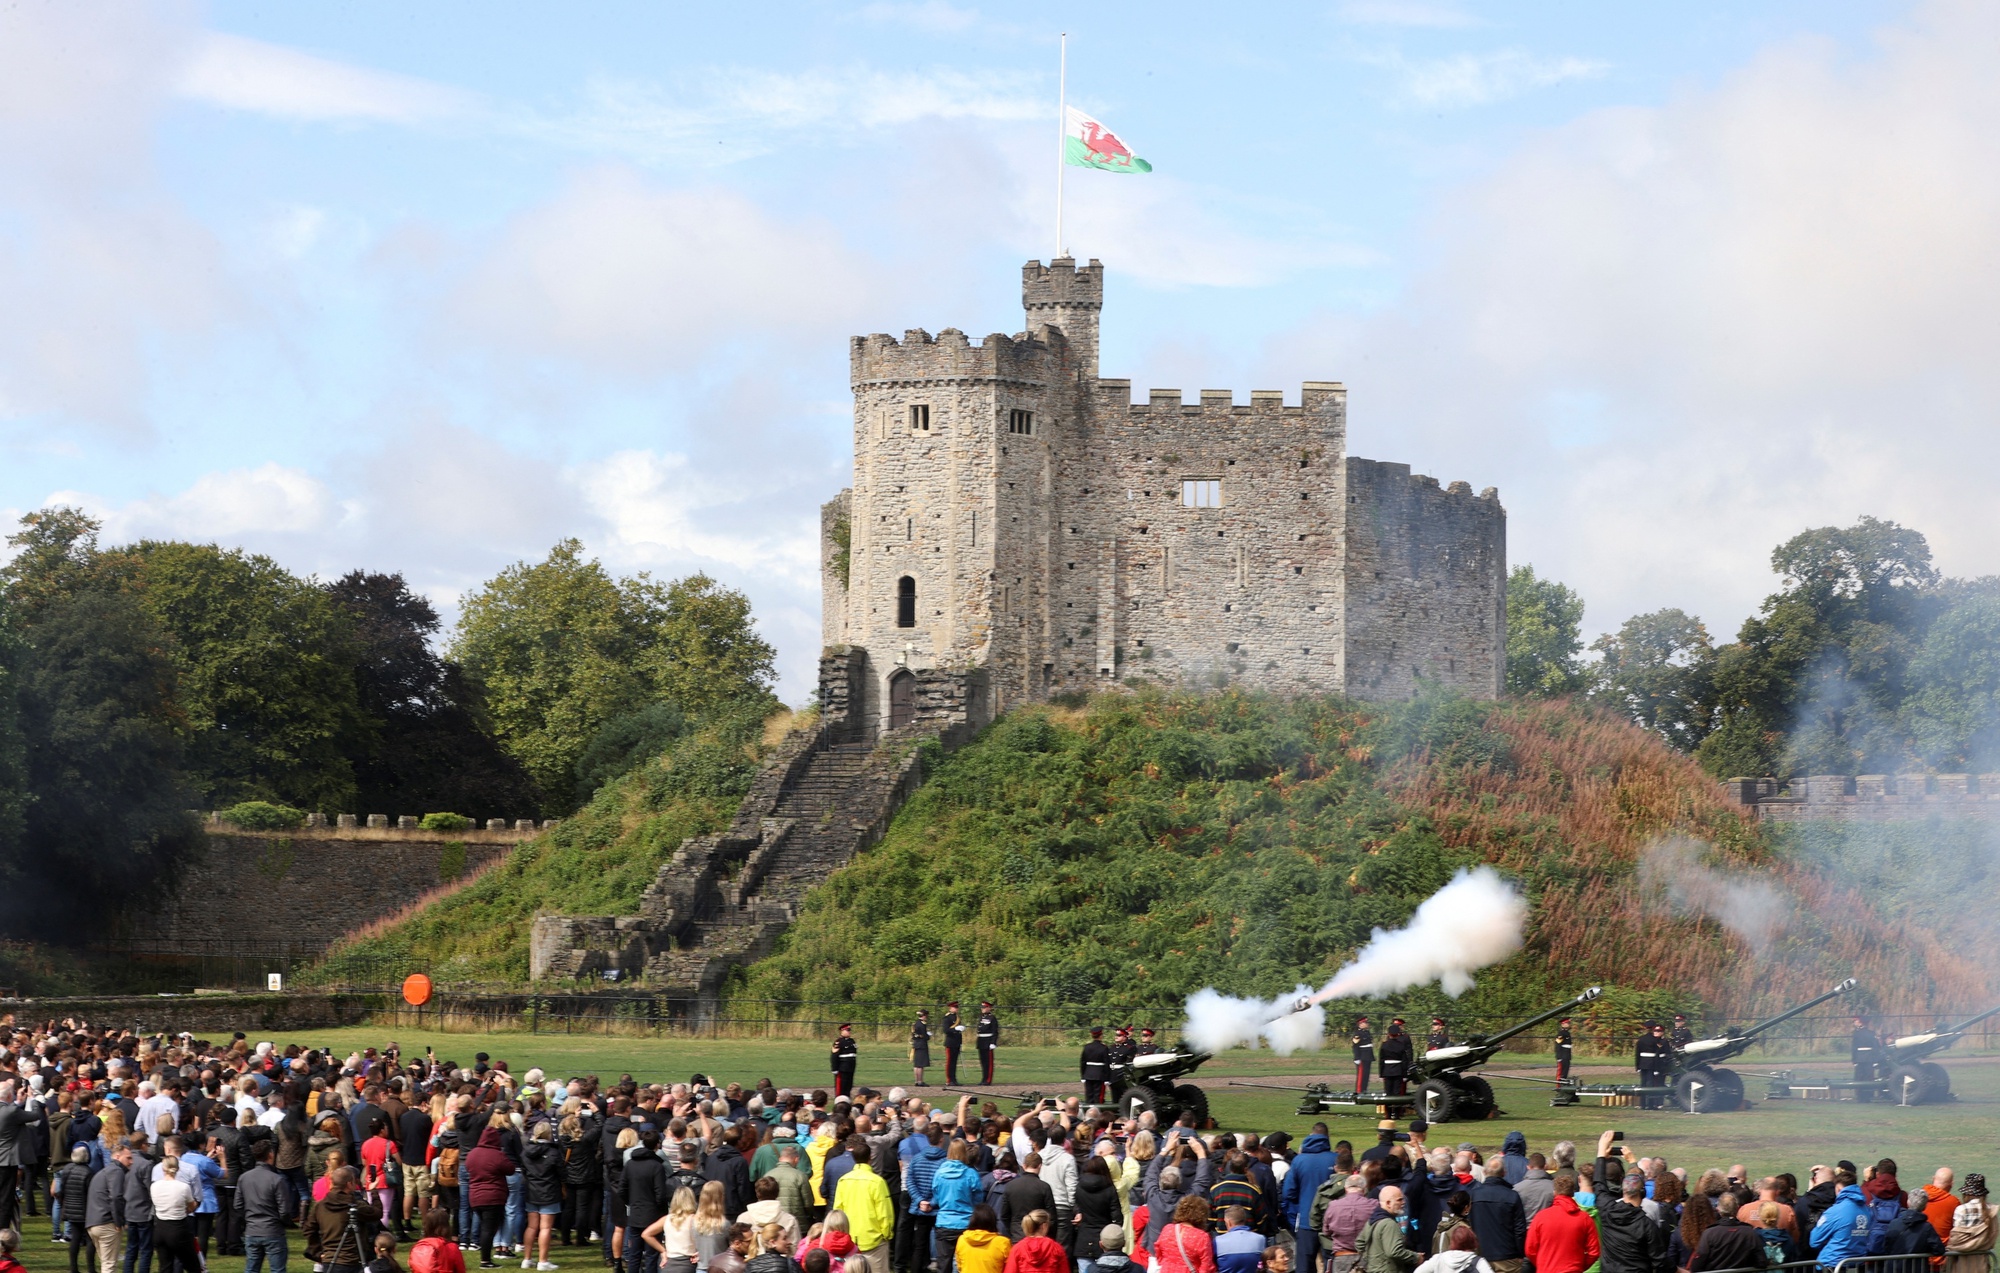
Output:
top-left (730, 690), bottom-right (1986, 1024)
top-left (298, 709), bottom-right (772, 986)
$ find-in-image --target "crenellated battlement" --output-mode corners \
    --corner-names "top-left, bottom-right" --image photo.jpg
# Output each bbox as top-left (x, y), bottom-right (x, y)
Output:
top-left (1728, 774), bottom-right (2000, 821)
top-left (850, 324), bottom-right (1068, 386)
top-left (1121, 381), bottom-right (1347, 420)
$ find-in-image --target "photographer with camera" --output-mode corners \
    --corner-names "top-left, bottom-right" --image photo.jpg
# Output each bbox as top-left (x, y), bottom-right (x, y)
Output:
top-left (307, 1166), bottom-right (384, 1273)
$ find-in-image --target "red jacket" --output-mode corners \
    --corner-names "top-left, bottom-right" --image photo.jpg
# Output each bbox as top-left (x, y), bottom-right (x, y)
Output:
top-left (410, 1236), bottom-right (469, 1273)
top-left (1003, 1235), bottom-right (1072, 1273)
top-left (1524, 1195), bottom-right (1600, 1273)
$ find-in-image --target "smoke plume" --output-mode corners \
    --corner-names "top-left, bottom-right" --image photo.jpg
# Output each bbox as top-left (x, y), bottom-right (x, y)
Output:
top-left (1181, 867), bottom-right (1528, 1054)
top-left (1637, 835), bottom-right (1792, 954)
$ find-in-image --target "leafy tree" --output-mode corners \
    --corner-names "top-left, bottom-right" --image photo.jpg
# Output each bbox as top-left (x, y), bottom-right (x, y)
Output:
top-left (452, 541), bottom-right (775, 811)
top-left (10, 585), bottom-right (198, 929)
top-left (121, 541), bottom-right (364, 810)
top-left (1506, 565), bottom-right (1587, 697)
top-left (325, 571), bottom-right (539, 819)
top-left (1901, 591), bottom-right (2000, 770)
top-left (1701, 517), bottom-right (1938, 778)
top-left (575, 702), bottom-right (687, 802)
top-left (1589, 609), bottom-right (1717, 751)
top-left (0, 596), bottom-right (26, 867)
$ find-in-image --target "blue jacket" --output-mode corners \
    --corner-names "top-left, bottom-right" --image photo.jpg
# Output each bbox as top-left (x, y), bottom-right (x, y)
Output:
top-left (1810, 1185), bottom-right (1872, 1266)
top-left (1216, 1224), bottom-right (1265, 1273)
top-left (933, 1158), bottom-right (981, 1230)
top-left (908, 1144), bottom-right (947, 1216)
top-left (1500, 1132), bottom-right (1529, 1186)
top-left (180, 1150), bottom-right (224, 1213)
top-left (1282, 1134), bottom-right (1338, 1229)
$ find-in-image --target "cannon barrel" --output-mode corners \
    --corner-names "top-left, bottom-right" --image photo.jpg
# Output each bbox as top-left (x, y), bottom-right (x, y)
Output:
top-left (1888, 1001), bottom-right (2000, 1058)
top-left (1423, 987), bottom-right (1602, 1067)
top-left (1678, 979), bottom-right (1858, 1062)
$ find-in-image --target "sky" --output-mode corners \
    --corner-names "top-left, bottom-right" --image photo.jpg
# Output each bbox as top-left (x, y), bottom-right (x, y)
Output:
top-left (8, 0), bottom-right (1999, 704)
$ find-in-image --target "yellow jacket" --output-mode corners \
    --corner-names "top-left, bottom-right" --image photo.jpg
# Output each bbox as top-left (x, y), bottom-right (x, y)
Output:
top-left (956, 1229), bottom-right (1012, 1273)
top-left (807, 1134), bottom-right (835, 1205)
top-left (832, 1163), bottom-right (894, 1251)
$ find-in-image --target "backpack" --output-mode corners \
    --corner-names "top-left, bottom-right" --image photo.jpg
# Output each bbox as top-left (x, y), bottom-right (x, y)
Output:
top-left (1759, 1229), bottom-right (1789, 1266)
top-left (435, 1145), bottom-right (460, 1186)
top-left (1863, 1197), bottom-right (1904, 1255)
top-left (1309, 1174), bottom-right (1347, 1232)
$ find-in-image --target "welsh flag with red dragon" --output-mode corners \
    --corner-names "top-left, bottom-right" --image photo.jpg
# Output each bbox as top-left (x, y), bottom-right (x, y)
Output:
top-left (1064, 105), bottom-right (1152, 173)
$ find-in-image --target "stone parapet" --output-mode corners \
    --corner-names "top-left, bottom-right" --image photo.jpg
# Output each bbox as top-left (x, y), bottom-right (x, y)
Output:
top-left (1724, 774), bottom-right (2000, 821)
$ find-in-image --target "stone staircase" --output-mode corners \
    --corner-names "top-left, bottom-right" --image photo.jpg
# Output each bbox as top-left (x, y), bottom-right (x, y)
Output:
top-left (528, 651), bottom-right (993, 1010)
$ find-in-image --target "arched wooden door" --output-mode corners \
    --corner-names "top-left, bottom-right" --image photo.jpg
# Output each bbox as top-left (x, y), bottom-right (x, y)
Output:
top-left (888, 670), bottom-right (916, 730)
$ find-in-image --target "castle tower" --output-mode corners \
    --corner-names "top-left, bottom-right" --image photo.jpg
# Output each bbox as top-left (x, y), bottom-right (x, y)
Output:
top-left (1021, 258), bottom-right (1103, 378)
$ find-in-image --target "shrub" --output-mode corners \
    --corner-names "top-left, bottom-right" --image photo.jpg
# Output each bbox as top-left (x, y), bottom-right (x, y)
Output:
top-left (218, 801), bottom-right (305, 831)
top-left (419, 812), bottom-right (474, 832)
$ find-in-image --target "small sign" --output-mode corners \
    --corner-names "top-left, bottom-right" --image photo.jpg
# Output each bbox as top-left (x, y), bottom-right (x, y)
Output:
top-left (266, 973), bottom-right (283, 992)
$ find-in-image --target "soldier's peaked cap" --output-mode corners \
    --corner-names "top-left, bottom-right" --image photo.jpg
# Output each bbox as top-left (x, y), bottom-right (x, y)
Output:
top-left (1091, 1027), bottom-right (1103, 1035)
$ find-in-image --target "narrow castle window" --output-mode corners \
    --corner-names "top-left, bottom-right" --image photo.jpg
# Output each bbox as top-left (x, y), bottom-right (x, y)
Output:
top-left (909, 404), bottom-right (930, 431)
top-left (896, 576), bottom-right (916, 627)
top-left (1182, 478), bottom-right (1222, 508)
top-left (1008, 409), bottom-right (1034, 435)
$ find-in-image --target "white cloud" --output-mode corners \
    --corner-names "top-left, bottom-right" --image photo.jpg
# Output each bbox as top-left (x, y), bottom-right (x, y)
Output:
top-left (0, 2), bottom-right (236, 436)
top-left (1337, 1), bottom-right (1481, 29)
top-left (448, 168), bottom-right (879, 375)
top-left (54, 462), bottom-right (353, 543)
top-left (1366, 47), bottom-right (1610, 108)
top-left (174, 31), bottom-right (478, 123)
top-left (1289, 0), bottom-right (2000, 641)
top-left (520, 66), bottom-right (1042, 166)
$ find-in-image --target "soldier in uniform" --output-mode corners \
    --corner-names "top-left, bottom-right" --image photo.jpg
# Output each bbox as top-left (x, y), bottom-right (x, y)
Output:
top-left (1635, 1021), bottom-right (1671, 1109)
top-left (911, 1009), bottom-right (932, 1087)
top-left (1554, 1016), bottom-right (1574, 1082)
top-left (1351, 1016), bottom-right (1375, 1092)
top-left (831, 1022), bottom-right (859, 1098)
top-left (1109, 1027), bottom-right (1137, 1067)
top-left (943, 1000), bottom-right (964, 1085)
top-left (1851, 1015), bottom-right (1883, 1103)
top-left (976, 1000), bottom-right (1000, 1084)
top-left (1136, 1028), bottom-right (1160, 1056)
top-left (1670, 1013), bottom-right (1695, 1051)
top-left (1427, 1018), bottom-right (1450, 1051)
top-left (1080, 1026), bottom-right (1113, 1104)
top-left (1379, 1019), bottom-right (1415, 1095)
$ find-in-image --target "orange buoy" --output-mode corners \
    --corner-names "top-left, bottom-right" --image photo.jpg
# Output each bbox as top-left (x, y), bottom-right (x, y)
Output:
top-left (402, 973), bottom-right (434, 1007)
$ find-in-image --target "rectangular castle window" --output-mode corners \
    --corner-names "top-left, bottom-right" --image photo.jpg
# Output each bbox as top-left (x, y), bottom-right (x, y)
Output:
top-left (1008, 409), bottom-right (1034, 435)
top-left (909, 404), bottom-right (930, 431)
top-left (1182, 478), bottom-right (1221, 508)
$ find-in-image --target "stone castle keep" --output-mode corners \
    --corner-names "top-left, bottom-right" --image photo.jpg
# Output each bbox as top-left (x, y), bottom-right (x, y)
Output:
top-left (820, 257), bottom-right (1507, 737)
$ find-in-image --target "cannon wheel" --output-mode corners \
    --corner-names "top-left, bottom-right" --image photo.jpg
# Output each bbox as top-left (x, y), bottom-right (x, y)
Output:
top-left (1174, 1083), bottom-right (1211, 1128)
top-left (1458, 1075), bottom-right (1496, 1120)
top-left (1418, 1079), bottom-right (1462, 1123)
top-left (1920, 1063), bottom-right (1953, 1102)
top-left (1122, 1088), bottom-right (1158, 1121)
top-left (1708, 1068), bottom-right (1744, 1110)
top-left (1890, 1065), bottom-right (1932, 1105)
top-left (1674, 1069), bottom-right (1730, 1113)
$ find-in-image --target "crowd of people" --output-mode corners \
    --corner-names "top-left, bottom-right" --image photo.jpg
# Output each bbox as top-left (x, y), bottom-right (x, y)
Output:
top-left (0, 1017), bottom-right (1987, 1273)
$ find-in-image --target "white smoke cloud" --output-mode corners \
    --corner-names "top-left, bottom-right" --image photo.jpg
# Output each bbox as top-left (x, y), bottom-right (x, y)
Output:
top-left (1182, 867), bottom-right (1528, 1054)
top-left (1638, 836), bottom-right (1792, 954)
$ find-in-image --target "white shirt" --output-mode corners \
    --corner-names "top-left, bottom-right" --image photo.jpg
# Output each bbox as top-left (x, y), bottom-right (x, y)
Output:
top-left (259, 1106), bottom-right (286, 1129)
top-left (134, 1095), bottom-right (179, 1144)
top-left (150, 1176), bottom-right (199, 1221)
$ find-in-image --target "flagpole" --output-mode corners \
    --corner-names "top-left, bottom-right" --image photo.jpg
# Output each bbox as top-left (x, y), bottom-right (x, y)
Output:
top-left (1055, 32), bottom-right (1067, 259)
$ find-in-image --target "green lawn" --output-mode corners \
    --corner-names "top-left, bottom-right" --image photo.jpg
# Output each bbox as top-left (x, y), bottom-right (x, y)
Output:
top-left (22, 1029), bottom-right (1998, 1271)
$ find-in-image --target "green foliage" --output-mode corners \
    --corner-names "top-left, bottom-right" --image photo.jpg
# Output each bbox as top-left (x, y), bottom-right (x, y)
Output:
top-left (1589, 608), bottom-right (1717, 752)
top-left (419, 812), bottom-right (474, 832)
top-left (451, 541), bottom-right (777, 811)
top-left (0, 597), bottom-right (25, 867)
top-left (1506, 565), bottom-right (1588, 697)
top-left (219, 801), bottom-right (307, 831)
top-left (575, 703), bottom-right (687, 803)
top-left (1901, 592), bottom-right (2000, 769)
top-left (733, 690), bottom-right (1494, 1013)
top-left (438, 841), bottom-right (468, 882)
top-left (831, 516), bottom-right (852, 589)
top-left (298, 701), bottom-right (775, 985)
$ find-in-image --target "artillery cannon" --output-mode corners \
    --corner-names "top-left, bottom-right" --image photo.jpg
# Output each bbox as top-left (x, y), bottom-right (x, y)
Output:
top-left (1299, 987), bottom-right (1602, 1123)
top-left (1872, 1002), bottom-right (2000, 1104)
top-left (1110, 1046), bottom-right (1215, 1126)
top-left (1554, 978), bottom-right (1858, 1112)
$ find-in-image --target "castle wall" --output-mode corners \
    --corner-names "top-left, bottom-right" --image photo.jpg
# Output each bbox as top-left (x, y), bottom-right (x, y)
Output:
top-left (1342, 459), bottom-right (1507, 700)
top-left (1032, 382), bottom-right (1350, 693)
